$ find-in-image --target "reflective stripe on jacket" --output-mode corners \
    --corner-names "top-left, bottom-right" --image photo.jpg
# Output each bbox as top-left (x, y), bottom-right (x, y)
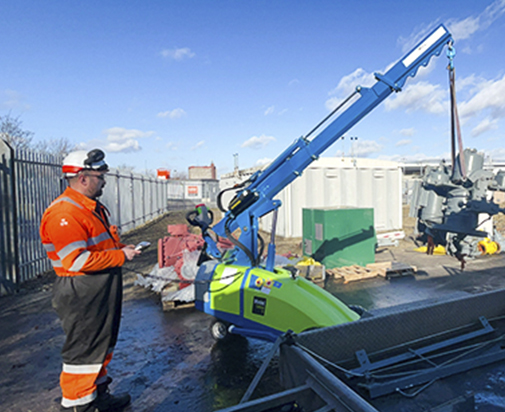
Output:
top-left (40, 187), bottom-right (125, 276)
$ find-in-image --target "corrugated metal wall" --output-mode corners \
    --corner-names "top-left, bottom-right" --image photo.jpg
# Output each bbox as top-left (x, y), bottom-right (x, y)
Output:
top-left (220, 157), bottom-right (402, 238)
top-left (14, 148), bottom-right (66, 285)
top-left (99, 169), bottom-right (170, 233)
top-left (0, 141), bottom-right (64, 293)
top-left (0, 142), bottom-right (170, 294)
top-left (166, 179), bottom-right (220, 208)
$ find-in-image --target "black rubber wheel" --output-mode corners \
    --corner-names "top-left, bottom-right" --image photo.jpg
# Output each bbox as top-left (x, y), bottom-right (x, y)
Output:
top-left (210, 320), bottom-right (230, 341)
top-left (348, 304), bottom-right (367, 317)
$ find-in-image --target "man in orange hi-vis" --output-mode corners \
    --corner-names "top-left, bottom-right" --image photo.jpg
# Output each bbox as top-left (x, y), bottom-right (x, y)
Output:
top-left (40, 149), bottom-right (141, 412)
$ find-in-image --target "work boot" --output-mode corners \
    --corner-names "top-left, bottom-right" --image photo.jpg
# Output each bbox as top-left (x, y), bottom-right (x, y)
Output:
top-left (60, 403), bottom-right (99, 412)
top-left (94, 392), bottom-right (131, 411)
top-left (96, 376), bottom-right (113, 396)
top-left (95, 380), bottom-right (131, 412)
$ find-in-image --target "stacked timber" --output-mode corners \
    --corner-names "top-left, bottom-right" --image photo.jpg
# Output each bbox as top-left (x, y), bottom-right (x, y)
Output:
top-left (327, 261), bottom-right (416, 283)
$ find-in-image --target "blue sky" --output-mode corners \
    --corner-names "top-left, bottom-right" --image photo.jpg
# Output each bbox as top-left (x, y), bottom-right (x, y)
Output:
top-left (2, 0), bottom-right (505, 176)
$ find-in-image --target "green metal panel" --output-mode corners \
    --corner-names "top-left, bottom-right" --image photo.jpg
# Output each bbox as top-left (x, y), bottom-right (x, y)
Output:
top-left (209, 264), bottom-right (359, 334)
top-left (242, 267), bottom-right (359, 332)
top-left (303, 207), bottom-right (375, 268)
top-left (210, 264), bottom-right (245, 315)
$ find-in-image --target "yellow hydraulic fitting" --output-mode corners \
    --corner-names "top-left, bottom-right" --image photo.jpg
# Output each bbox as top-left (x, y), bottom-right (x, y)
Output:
top-left (415, 245), bottom-right (446, 255)
top-left (477, 238), bottom-right (501, 255)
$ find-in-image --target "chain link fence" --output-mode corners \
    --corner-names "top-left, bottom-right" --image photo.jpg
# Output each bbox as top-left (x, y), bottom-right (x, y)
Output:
top-left (0, 140), bottom-right (169, 295)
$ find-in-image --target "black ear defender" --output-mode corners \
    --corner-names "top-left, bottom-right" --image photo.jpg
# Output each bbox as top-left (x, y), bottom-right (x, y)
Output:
top-left (84, 149), bottom-right (108, 171)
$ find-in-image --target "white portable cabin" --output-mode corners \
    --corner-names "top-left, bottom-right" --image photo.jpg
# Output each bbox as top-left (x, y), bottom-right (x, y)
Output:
top-left (220, 157), bottom-right (402, 238)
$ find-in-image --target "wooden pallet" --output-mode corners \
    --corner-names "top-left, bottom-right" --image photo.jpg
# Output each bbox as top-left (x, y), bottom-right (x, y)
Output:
top-left (161, 283), bottom-right (195, 311)
top-left (366, 261), bottom-right (417, 278)
top-left (162, 299), bottom-right (195, 311)
top-left (327, 261), bottom-right (416, 284)
top-left (295, 264), bottom-right (326, 284)
top-left (327, 265), bottom-right (381, 284)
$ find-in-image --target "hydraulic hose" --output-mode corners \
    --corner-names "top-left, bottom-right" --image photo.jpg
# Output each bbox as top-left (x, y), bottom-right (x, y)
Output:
top-left (256, 232), bottom-right (265, 266)
top-left (217, 180), bottom-right (250, 213)
top-left (224, 217), bottom-right (256, 266)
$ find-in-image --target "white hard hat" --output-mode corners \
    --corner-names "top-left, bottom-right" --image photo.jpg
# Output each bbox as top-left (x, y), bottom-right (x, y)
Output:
top-left (62, 149), bottom-right (109, 177)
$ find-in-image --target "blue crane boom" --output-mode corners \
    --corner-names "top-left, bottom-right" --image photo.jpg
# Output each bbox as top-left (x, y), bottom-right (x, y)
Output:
top-left (186, 25), bottom-right (453, 342)
top-left (209, 25), bottom-right (452, 268)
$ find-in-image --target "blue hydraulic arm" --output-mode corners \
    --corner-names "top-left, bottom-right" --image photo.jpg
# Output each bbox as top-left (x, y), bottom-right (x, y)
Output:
top-left (209, 25), bottom-right (452, 269)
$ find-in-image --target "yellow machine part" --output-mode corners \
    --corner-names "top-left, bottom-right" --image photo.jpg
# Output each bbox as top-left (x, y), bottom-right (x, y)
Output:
top-left (477, 238), bottom-right (501, 255)
top-left (415, 245), bottom-right (446, 255)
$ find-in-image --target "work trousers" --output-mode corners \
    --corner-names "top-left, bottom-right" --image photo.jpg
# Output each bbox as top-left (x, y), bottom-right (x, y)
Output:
top-left (52, 269), bottom-right (122, 408)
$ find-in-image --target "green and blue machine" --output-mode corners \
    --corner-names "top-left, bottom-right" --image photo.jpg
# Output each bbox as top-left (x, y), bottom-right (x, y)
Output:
top-left (187, 25), bottom-right (453, 342)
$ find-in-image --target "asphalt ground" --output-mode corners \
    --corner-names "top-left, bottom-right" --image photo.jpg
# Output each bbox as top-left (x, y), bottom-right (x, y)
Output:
top-left (1, 211), bottom-right (505, 411)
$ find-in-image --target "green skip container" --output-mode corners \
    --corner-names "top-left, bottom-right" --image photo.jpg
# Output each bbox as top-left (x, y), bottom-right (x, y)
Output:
top-left (302, 207), bottom-right (376, 268)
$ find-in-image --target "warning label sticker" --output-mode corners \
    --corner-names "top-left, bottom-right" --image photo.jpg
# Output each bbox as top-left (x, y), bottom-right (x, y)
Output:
top-left (252, 296), bottom-right (266, 316)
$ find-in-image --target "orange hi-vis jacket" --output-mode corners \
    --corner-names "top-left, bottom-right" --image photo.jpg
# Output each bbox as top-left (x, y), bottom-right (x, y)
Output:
top-left (40, 186), bottom-right (125, 276)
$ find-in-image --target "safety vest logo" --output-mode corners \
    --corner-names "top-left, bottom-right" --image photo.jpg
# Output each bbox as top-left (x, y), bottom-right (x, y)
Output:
top-left (60, 218), bottom-right (69, 227)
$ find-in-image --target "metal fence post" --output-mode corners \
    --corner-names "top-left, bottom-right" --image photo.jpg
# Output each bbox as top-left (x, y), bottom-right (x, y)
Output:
top-left (0, 140), bottom-right (18, 295)
top-left (115, 171), bottom-right (121, 230)
top-left (142, 176), bottom-right (146, 225)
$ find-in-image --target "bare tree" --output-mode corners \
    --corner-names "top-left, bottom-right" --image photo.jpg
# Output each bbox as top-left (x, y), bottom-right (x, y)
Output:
top-left (171, 170), bottom-right (187, 179)
top-left (115, 164), bottom-right (136, 173)
top-left (0, 113), bottom-right (34, 150)
top-left (34, 137), bottom-right (76, 157)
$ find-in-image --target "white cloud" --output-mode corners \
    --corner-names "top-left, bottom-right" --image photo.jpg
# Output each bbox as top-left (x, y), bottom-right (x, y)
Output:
top-left (385, 81), bottom-right (447, 114)
top-left (396, 139), bottom-right (412, 147)
top-left (264, 106), bottom-right (275, 116)
top-left (256, 157), bottom-right (273, 166)
top-left (397, 22), bottom-right (440, 53)
top-left (459, 74), bottom-right (505, 120)
top-left (471, 117), bottom-right (499, 136)
top-left (105, 127), bottom-right (154, 142)
top-left (157, 108), bottom-right (187, 119)
top-left (1, 89), bottom-right (30, 111)
top-left (166, 141), bottom-right (178, 150)
top-left (448, 0), bottom-right (505, 41)
top-left (352, 140), bottom-right (383, 157)
top-left (105, 139), bottom-right (140, 153)
top-left (326, 68), bottom-right (376, 111)
top-left (191, 140), bottom-right (205, 151)
top-left (325, 97), bottom-right (342, 112)
top-left (455, 74), bottom-right (481, 93)
top-left (397, 1), bottom-right (505, 55)
top-left (263, 106), bottom-right (287, 116)
top-left (485, 147), bottom-right (505, 160)
top-left (160, 47), bottom-right (195, 61)
top-left (447, 17), bottom-right (480, 41)
top-left (326, 65), bottom-right (430, 111)
top-left (241, 134), bottom-right (276, 150)
top-left (326, 71), bottom-right (373, 110)
top-left (399, 128), bottom-right (416, 137)
top-left (79, 127), bottom-right (155, 153)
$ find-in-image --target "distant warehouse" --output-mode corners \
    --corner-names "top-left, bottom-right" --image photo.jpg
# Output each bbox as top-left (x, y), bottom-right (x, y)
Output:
top-left (189, 162), bottom-right (217, 180)
top-left (167, 162), bottom-right (219, 209)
